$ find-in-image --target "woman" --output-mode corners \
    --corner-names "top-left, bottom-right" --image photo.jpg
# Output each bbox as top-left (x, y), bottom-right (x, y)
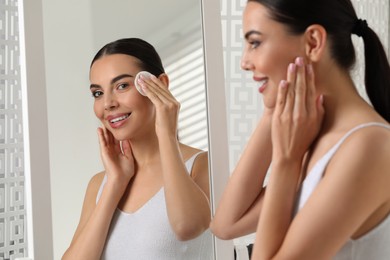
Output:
top-left (62, 38), bottom-right (212, 260)
top-left (211, 0), bottom-right (390, 259)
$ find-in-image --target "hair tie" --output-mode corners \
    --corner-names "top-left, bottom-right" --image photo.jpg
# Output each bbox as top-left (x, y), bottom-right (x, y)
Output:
top-left (352, 19), bottom-right (368, 37)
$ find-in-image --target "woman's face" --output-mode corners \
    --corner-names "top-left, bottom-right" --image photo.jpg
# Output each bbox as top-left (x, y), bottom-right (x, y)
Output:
top-left (241, 2), bottom-right (304, 108)
top-left (90, 54), bottom-right (155, 140)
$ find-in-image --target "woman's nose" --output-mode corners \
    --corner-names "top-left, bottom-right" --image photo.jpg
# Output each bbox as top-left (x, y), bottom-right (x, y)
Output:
top-left (104, 94), bottom-right (118, 111)
top-left (241, 52), bottom-right (254, 71)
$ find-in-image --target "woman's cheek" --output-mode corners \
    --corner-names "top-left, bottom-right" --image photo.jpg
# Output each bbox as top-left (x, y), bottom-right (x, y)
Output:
top-left (93, 102), bottom-right (104, 120)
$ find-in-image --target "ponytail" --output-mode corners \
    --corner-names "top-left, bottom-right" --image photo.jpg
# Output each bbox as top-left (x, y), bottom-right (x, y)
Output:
top-left (356, 22), bottom-right (390, 122)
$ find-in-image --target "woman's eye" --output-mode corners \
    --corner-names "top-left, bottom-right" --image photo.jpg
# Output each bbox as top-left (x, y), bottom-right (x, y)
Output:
top-left (117, 83), bottom-right (129, 90)
top-left (91, 91), bottom-right (103, 98)
top-left (249, 41), bottom-right (261, 49)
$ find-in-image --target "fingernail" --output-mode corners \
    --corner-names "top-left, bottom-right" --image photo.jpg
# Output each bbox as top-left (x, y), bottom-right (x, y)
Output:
top-left (295, 57), bottom-right (304, 66)
top-left (319, 94), bottom-right (324, 104)
top-left (137, 78), bottom-right (144, 86)
top-left (288, 63), bottom-right (296, 73)
top-left (280, 80), bottom-right (288, 88)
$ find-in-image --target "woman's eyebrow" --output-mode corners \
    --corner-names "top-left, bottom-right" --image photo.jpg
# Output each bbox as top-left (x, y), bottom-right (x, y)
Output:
top-left (244, 30), bottom-right (262, 40)
top-left (89, 74), bottom-right (133, 89)
top-left (90, 84), bottom-right (100, 90)
top-left (110, 74), bottom-right (133, 84)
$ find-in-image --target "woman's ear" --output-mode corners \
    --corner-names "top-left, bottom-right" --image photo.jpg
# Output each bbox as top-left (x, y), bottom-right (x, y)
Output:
top-left (304, 24), bottom-right (327, 62)
top-left (158, 73), bottom-right (169, 88)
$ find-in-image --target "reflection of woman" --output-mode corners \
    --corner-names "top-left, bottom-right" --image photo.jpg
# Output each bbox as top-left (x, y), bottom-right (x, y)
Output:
top-left (62, 38), bottom-right (212, 260)
top-left (211, 0), bottom-right (390, 259)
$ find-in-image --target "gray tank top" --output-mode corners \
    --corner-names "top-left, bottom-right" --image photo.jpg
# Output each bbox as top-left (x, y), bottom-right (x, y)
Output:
top-left (96, 152), bottom-right (213, 260)
top-left (295, 122), bottom-right (390, 259)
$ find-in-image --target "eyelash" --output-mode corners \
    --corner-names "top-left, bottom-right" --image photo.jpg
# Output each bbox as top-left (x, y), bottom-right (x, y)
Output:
top-left (117, 83), bottom-right (129, 90)
top-left (91, 83), bottom-right (130, 99)
top-left (91, 90), bottom-right (103, 98)
top-left (249, 40), bottom-right (261, 49)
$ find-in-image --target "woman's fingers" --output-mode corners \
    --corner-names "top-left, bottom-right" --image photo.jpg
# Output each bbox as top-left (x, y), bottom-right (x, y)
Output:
top-left (305, 63), bottom-right (316, 113)
top-left (121, 140), bottom-right (134, 160)
top-left (272, 57), bottom-right (324, 160)
top-left (283, 63), bottom-right (295, 115)
top-left (97, 127), bottom-right (107, 148)
top-left (138, 74), bottom-right (174, 104)
top-left (274, 80), bottom-right (289, 116)
top-left (136, 73), bottom-right (180, 131)
top-left (293, 57), bottom-right (307, 115)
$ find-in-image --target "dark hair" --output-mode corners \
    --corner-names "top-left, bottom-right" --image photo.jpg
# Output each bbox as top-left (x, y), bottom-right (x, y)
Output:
top-left (91, 38), bottom-right (165, 77)
top-left (249, 0), bottom-right (390, 122)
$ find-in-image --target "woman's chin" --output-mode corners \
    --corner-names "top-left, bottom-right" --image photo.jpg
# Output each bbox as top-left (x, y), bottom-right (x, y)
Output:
top-left (262, 98), bottom-right (277, 110)
top-left (111, 131), bottom-right (131, 142)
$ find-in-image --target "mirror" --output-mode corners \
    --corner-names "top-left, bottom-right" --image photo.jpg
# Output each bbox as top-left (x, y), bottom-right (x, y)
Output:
top-left (30, 0), bottom-right (389, 259)
top-left (41, 0), bottom-right (214, 259)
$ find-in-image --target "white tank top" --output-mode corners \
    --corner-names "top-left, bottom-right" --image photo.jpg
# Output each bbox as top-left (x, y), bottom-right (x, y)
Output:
top-left (295, 122), bottom-right (390, 259)
top-left (96, 152), bottom-right (213, 260)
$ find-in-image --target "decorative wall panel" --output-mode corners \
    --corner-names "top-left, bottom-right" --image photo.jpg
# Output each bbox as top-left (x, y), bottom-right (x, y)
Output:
top-left (0, 0), bottom-right (27, 259)
top-left (221, 0), bottom-right (263, 172)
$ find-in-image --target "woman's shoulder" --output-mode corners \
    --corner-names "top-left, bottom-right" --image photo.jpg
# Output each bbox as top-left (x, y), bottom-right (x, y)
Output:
top-left (179, 143), bottom-right (208, 178)
top-left (179, 143), bottom-right (208, 161)
top-left (327, 121), bottom-right (390, 178)
top-left (86, 171), bottom-right (106, 194)
top-left (341, 122), bottom-right (390, 151)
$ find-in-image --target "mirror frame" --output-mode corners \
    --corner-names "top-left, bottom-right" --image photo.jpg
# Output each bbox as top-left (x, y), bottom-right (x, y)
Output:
top-left (19, 0), bottom-right (53, 259)
top-left (19, 0), bottom-right (233, 259)
top-left (201, 0), bottom-right (234, 259)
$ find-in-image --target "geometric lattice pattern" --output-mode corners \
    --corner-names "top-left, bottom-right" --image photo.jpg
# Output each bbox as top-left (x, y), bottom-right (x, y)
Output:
top-left (0, 0), bottom-right (27, 259)
top-left (221, 0), bottom-right (263, 172)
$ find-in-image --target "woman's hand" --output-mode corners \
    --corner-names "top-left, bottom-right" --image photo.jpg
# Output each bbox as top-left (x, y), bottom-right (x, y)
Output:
top-left (252, 58), bottom-right (324, 259)
top-left (97, 127), bottom-right (135, 184)
top-left (137, 74), bottom-right (179, 139)
top-left (271, 57), bottom-right (324, 163)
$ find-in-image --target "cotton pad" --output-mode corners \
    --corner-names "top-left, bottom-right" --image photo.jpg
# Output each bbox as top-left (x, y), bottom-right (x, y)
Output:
top-left (134, 71), bottom-right (153, 96)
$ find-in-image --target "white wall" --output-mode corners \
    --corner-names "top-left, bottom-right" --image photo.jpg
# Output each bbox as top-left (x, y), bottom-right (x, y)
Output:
top-left (41, 1), bottom-right (101, 259)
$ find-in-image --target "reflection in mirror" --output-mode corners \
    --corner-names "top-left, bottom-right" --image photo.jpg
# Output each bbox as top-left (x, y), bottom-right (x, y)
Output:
top-left (41, 0), bottom-right (211, 259)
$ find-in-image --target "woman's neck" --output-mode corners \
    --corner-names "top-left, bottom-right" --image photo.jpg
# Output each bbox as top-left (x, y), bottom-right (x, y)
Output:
top-left (129, 130), bottom-right (161, 169)
top-left (315, 63), bottom-right (377, 133)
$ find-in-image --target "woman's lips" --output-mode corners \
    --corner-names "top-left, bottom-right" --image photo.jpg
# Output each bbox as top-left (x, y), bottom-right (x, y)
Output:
top-left (256, 78), bottom-right (268, 93)
top-left (107, 113), bottom-right (131, 128)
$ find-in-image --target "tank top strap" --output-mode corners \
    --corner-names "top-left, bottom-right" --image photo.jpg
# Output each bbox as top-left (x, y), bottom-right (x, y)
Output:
top-left (323, 122), bottom-right (390, 163)
top-left (184, 151), bottom-right (206, 175)
top-left (295, 122), bottom-right (390, 212)
top-left (96, 151), bottom-right (206, 203)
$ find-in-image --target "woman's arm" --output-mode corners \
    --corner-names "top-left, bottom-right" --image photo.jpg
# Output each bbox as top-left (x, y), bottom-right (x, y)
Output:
top-left (255, 127), bottom-right (390, 260)
top-left (210, 109), bottom-right (273, 240)
top-left (139, 74), bottom-right (211, 241)
top-left (62, 128), bottom-right (134, 259)
top-left (159, 137), bottom-right (211, 241)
